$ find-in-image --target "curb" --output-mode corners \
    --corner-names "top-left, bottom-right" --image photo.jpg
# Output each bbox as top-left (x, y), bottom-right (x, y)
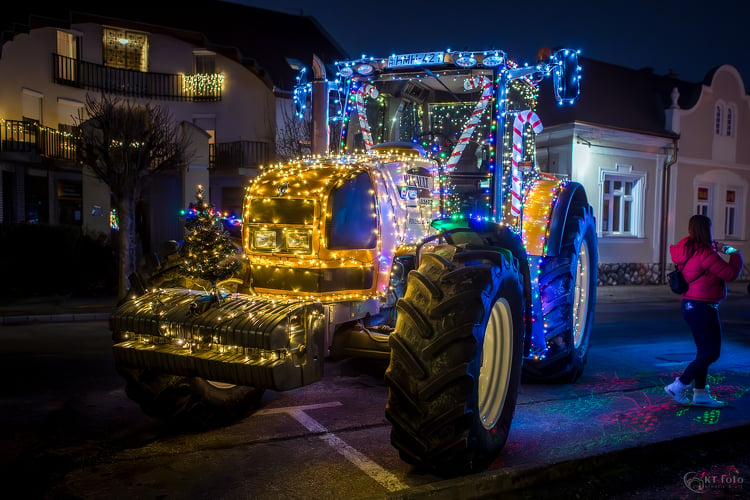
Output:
top-left (385, 423), bottom-right (750, 499)
top-left (0, 312), bottom-right (112, 325)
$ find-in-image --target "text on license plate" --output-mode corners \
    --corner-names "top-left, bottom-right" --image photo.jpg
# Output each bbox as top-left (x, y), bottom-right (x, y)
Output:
top-left (387, 52), bottom-right (445, 68)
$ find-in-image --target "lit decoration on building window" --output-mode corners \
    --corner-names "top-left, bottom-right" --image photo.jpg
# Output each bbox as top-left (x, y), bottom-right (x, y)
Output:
top-left (110, 209), bottom-right (119, 230)
top-left (181, 73), bottom-right (225, 98)
top-left (103, 27), bottom-right (148, 72)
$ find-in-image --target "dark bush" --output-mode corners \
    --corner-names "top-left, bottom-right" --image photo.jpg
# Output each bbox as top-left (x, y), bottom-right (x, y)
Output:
top-left (0, 224), bottom-right (117, 298)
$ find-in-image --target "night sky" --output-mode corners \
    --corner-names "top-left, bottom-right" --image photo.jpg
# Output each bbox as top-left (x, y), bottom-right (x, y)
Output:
top-left (234, 0), bottom-right (749, 90)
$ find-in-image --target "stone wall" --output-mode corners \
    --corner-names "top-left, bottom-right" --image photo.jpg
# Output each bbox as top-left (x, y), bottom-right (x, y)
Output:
top-left (598, 262), bottom-right (750, 286)
top-left (597, 263), bottom-right (661, 286)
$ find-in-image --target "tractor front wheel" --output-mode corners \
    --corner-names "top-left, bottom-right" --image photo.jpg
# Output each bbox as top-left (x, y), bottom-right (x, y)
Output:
top-left (385, 244), bottom-right (524, 476)
top-left (117, 367), bottom-right (264, 429)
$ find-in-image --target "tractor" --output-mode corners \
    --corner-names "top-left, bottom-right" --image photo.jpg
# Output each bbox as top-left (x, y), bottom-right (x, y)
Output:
top-left (110, 47), bottom-right (598, 475)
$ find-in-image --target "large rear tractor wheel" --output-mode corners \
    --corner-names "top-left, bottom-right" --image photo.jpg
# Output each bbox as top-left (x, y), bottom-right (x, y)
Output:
top-left (523, 202), bottom-right (598, 383)
top-left (385, 244), bottom-right (525, 476)
top-left (116, 366), bottom-right (264, 429)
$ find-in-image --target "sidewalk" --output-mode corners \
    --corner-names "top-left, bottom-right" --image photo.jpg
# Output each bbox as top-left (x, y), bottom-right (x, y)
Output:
top-left (0, 294), bottom-right (118, 325)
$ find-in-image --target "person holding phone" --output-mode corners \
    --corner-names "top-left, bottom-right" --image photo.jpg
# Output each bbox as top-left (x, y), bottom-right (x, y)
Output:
top-left (665, 214), bottom-right (743, 407)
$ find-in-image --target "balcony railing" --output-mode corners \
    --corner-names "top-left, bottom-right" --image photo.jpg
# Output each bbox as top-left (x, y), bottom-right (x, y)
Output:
top-left (0, 120), bottom-right (77, 162)
top-left (53, 54), bottom-right (223, 101)
top-left (210, 141), bottom-right (272, 170)
top-left (1, 119), bottom-right (272, 169)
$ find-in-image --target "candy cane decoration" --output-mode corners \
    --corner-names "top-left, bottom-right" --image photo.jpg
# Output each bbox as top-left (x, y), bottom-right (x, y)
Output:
top-left (353, 83), bottom-right (378, 152)
top-left (510, 110), bottom-right (543, 217)
top-left (445, 76), bottom-right (493, 170)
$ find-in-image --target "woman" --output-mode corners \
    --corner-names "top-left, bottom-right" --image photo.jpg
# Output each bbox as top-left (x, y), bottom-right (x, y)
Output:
top-left (665, 214), bottom-right (743, 407)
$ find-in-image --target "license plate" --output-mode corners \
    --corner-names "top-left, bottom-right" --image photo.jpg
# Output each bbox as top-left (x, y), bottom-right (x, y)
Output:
top-left (387, 52), bottom-right (445, 68)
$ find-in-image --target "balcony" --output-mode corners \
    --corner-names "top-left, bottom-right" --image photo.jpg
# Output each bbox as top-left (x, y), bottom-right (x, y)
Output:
top-left (52, 54), bottom-right (223, 101)
top-left (1, 119), bottom-right (273, 170)
top-left (0, 119), bottom-right (77, 162)
top-left (210, 141), bottom-right (272, 170)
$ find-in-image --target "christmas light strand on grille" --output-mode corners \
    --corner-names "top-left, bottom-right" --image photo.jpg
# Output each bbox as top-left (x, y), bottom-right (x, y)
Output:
top-left (510, 109), bottom-right (543, 217)
top-left (353, 83), bottom-right (378, 152)
top-left (445, 76), bottom-right (493, 171)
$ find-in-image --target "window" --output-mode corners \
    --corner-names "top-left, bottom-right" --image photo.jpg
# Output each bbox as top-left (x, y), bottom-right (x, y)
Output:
top-left (57, 97), bottom-right (83, 128)
top-left (724, 190), bottom-right (736, 237)
top-left (193, 51), bottom-right (216, 74)
top-left (714, 102), bottom-right (736, 137)
top-left (25, 174), bottom-right (49, 224)
top-left (103, 27), bottom-right (148, 71)
top-left (56, 31), bottom-right (78, 81)
top-left (696, 185), bottom-right (711, 217)
top-left (721, 187), bottom-right (744, 239)
top-left (57, 30), bottom-right (77, 59)
top-left (600, 172), bottom-right (643, 237)
top-left (695, 171), bottom-right (745, 240)
top-left (715, 104), bottom-right (723, 135)
top-left (726, 106), bottom-right (734, 137)
top-left (22, 88), bottom-right (42, 123)
top-left (57, 180), bottom-right (82, 226)
top-left (326, 172), bottom-right (377, 249)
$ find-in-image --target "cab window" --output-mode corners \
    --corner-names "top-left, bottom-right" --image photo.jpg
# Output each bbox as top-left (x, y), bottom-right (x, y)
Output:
top-left (326, 172), bottom-right (377, 249)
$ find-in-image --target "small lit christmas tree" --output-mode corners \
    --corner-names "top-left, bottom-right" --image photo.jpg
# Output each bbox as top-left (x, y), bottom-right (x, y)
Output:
top-left (180, 186), bottom-right (242, 302)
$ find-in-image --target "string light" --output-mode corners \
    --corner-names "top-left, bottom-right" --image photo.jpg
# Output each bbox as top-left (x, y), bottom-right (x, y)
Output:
top-left (113, 47), bottom-right (585, 379)
top-left (181, 73), bottom-right (225, 98)
top-left (242, 151), bottom-right (440, 302)
top-left (180, 185), bottom-right (243, 301)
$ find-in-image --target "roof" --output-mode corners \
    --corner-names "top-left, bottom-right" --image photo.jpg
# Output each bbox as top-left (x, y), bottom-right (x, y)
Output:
top-left (0, 1), bottom-right (348, 92)
top-left (536, 56), bottom-right (705, 138)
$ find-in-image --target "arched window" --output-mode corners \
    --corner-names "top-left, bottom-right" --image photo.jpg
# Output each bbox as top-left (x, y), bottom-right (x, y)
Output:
top-left (714, 104), bottom-right (724, 135)
top-left (726, 107), bottom-right (734, 137)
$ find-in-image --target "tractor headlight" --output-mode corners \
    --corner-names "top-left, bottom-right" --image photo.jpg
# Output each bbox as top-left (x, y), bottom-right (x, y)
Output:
top-left (285, 229), bottom-right (311, 251)
top-left (253, 229), bottom-right (277, 249)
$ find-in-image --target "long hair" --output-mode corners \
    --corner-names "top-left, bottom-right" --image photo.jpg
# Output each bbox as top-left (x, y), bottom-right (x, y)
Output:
top-left (685, 214), bottom-right (713, 256)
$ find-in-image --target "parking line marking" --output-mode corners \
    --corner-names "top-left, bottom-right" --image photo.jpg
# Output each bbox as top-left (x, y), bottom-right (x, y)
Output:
top-left (256, 403), bottom-right (407, 492)
top-left (255, 401), bottom-right (343, 415)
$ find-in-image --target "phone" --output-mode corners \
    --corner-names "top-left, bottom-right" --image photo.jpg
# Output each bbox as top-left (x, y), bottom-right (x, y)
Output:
top-left (724, 246), bottom-right (737, 254)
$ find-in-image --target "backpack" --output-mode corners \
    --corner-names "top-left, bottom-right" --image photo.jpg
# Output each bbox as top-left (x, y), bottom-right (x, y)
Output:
top-left (667, 266), bottom-right (689, 294)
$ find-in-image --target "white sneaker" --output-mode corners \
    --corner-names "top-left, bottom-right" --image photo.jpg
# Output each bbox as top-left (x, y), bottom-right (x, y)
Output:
top-left (665, 378), bottom-right (692, 406)
top-left (693, 385), bottom-right (726, 408)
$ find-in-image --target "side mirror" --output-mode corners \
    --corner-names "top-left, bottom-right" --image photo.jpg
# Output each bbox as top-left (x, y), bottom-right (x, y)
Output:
top-left (552, 49), bottom-right (581, 104)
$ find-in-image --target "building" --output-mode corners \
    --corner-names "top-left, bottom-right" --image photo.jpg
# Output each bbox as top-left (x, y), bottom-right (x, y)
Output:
top-left (3, 4), bottom-right (746, 285)
top-left (0, 1), bottom-right (345, 255)
top-left (536, 58), bottom-right (749, 284)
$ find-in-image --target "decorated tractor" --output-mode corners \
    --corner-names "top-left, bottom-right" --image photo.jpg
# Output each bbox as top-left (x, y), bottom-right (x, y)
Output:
top-left (110, 47), bottom-right (598, 475)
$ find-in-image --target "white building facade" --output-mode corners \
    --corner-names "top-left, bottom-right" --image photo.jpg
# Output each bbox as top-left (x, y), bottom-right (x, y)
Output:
top-left (536, 60), bottom-right (748, 284)
top-left (1, 3), bottom-right (343, 254)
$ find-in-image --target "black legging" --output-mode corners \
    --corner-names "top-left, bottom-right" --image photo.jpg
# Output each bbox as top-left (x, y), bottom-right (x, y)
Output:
top-left (679, 299), bottom-right (722, 389)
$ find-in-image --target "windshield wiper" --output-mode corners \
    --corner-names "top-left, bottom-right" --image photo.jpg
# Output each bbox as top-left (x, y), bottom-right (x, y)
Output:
top-left (424, 68), bottom-right (463, 102)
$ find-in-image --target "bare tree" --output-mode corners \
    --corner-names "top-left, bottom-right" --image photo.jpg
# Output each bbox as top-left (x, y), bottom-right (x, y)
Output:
top-left (275, 101), bottom-right (312, 160)
top-left (76, 94), bottom-right (188, 300)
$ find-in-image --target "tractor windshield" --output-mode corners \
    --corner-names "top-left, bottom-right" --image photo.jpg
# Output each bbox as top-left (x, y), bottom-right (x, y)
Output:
top-left (339, 65), bottom-right (497, 218)
top-left (331, 51), bottom-right (554, 220)
top-left (340, 65), bottom-right (495, 171)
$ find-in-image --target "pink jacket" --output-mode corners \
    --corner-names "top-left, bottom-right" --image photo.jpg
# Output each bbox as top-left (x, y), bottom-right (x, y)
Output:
top-left (669, 237), bottom-right (743, 303)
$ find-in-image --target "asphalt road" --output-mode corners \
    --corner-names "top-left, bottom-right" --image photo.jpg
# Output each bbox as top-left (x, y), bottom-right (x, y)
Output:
top-left (1, 287), bottom-right (748, 499)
